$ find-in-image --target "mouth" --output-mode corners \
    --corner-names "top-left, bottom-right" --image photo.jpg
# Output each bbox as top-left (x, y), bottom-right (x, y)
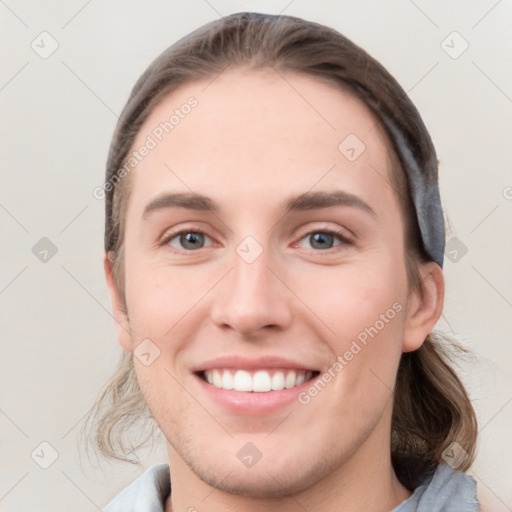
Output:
top-left (191, 356), bottom-right (322, 415)
top-left (197, 368), bottom-right (320, 392)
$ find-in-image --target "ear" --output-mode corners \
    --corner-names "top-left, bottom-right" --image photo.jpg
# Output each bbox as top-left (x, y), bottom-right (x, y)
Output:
top-left (402, 261), bottom-right (444, 353)
top-left (104, 253), bottom-right (134, 353)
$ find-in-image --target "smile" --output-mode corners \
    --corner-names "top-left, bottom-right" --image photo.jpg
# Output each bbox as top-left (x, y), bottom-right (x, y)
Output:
top-left (200, 368), bottom-right (319, 392)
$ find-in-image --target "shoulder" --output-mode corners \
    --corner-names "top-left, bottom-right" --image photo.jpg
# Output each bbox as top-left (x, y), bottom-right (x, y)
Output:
top-left (102, 463), bottom-right (170, 512)
top-left (392, 463), bottom-right (480, 512)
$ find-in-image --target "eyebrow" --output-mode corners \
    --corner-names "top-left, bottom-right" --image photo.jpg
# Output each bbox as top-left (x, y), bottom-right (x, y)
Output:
top-left (142, 190), bottom-right (376, 219)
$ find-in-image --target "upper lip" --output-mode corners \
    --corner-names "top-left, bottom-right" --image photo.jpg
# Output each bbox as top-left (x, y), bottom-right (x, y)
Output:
top-left (191, 355), bottom-right (320, 373)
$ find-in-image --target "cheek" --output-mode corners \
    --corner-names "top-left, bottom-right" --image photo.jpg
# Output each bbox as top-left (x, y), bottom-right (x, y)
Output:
top-left (124, 257), bottom-right (190, 334)
top-left (295, 260), bottom-right (408, 396)
top-left (294, 259), bottom-right (408, 340)
top-left (133, 359), bottom-right (192, 435)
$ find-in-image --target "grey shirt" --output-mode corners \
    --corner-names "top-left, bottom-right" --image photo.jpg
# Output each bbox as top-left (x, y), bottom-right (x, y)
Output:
top-left (102, 462), bottom-right (480, 511)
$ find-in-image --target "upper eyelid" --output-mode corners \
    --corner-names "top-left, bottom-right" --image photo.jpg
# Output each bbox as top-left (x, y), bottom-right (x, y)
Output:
top-left (294, 223), bottom-right (352, 239)
top-left (160, 222), bottom-right (215, 241)
top-left (161, 229), bottom-right (215, 246)
top-left (292, 229), bottom-right (351, 250)
top-left (161, 225), bottom-right (352, 250)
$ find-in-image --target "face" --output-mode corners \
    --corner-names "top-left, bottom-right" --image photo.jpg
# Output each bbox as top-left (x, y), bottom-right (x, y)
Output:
top-left (108, 68), bottom-right (435, 498)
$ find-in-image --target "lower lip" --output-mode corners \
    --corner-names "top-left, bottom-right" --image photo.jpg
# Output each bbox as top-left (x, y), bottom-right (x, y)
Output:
top-left (193, 373), bottom-right (316, 415)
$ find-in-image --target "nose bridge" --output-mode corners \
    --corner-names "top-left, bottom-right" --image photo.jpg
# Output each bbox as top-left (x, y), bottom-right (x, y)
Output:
top-left (233, 239), bottom-right (272, 297)
top-left (210, 234), bottom-right (292, 333)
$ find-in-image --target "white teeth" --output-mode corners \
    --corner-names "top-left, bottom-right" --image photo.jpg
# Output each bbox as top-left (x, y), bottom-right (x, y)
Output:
top-left (233, 370), bottom-right (252, 391)
top-left (271, 371), bottom-right (285, 391)
top-left (285, 370), bottom-right (297, 389)
top-left (253, 371), bottom-right (272, 392)
top-left (221, 370), bottom-right (234, 390)
top-left (212, 369), bottom-right (222, 388)
top-left (203, 369), bottom-right (313, 392)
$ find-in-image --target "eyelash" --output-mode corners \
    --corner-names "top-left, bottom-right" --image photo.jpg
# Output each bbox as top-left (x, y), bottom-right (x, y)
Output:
top-left (160, 227), bottom-right (352, 254)
top-left (295, 227), bottom-right (352, 251)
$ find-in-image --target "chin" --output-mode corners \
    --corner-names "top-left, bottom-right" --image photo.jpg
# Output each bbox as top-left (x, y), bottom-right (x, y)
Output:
top-left (192, 460), bottom-right (321, 499)
top-left (174, 435), bottom-right (344, 499)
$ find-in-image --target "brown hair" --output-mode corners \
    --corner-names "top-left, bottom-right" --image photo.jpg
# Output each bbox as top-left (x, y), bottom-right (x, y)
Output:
top-left (84, 12), bottom-right (477, 489)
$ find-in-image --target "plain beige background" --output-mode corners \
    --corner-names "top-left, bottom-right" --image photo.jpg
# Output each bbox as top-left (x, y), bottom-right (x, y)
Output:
top-left (1, 0), bottom-right (511, 510)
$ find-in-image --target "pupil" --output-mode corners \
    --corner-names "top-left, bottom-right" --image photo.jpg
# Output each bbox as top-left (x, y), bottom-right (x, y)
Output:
top-left (311, 232), bottom-right (333, 249)
top-left (181, 232), bottom-right (204, 249)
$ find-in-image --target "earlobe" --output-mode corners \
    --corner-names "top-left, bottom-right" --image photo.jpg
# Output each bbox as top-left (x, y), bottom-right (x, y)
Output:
top-left (104, 253), bottom-right (133, 352)
top-left (402, 262), bottom-right (445, 353)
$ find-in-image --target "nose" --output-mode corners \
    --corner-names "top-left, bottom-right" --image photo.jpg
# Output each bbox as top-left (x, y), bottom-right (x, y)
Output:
top-left (210, 241), bottom-right (293, 336)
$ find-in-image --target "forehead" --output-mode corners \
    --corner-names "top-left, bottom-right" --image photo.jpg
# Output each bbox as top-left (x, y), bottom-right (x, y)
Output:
top-left (126, 68), bottom-right (399, 217)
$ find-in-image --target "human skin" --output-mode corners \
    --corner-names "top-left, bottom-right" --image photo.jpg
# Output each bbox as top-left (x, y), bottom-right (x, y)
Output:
top-left (105, 68), bottom-right (444, 512)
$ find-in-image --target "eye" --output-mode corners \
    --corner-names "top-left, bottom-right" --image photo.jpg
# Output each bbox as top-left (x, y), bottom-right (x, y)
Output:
top-left (161, 228), bottom-right (350, 253)
top-left (165, 231), bottom-right (213, 251)
top-left (297, 229), bottom-right (350, 251)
